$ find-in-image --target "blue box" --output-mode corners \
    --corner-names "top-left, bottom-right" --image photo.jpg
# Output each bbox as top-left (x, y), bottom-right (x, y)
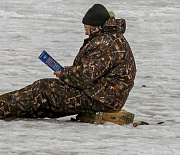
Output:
top-left (38, 50), bottom-right (63, 71)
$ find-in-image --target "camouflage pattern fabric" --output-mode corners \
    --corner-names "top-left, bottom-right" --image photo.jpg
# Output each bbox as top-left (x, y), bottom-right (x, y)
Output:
top-left (0, 79), bottom-right (103, 118)
top-left (60, 18), bottom-right (136, 112)
top-left (0, 18), bottom-right (136, 119)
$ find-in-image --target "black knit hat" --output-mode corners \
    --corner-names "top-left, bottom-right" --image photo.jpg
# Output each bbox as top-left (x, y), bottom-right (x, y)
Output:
top-left (82, 4), bottom-right (110, 26)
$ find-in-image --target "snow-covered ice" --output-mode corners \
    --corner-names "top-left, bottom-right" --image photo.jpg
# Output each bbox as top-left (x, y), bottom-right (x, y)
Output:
top-left (0, 0), bottom-right (180, 154)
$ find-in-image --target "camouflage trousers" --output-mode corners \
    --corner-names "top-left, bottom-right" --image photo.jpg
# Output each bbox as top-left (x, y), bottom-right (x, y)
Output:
top-left (0, 78), bottom-right (105, 119)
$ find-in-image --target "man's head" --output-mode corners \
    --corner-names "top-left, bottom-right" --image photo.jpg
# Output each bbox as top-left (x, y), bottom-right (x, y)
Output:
top-left (82, 4), bottom-right (110, 35)
top-left (84, 25), bottom-right (101, 36)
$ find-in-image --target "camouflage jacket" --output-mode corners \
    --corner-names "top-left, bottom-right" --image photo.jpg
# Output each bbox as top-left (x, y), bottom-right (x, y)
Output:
top-left (60, 18), bottom-right (136, 112)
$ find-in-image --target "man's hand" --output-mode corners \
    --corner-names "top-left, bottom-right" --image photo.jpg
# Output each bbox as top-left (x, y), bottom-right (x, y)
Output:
top-left (54, 71), bottom-right (62, 79)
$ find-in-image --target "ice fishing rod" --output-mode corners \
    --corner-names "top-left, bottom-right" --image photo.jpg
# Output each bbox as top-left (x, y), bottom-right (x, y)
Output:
top-left (133, 121), bottom-right (164, 127)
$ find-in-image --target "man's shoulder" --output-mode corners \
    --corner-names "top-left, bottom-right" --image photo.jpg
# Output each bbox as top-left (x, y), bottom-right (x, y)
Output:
top-left (90, 33), bottom-right (114, 45)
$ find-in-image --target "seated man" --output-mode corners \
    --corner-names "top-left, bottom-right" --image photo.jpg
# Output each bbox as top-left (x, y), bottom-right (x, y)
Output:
top-left (0, 4), bottom-right (136, 119)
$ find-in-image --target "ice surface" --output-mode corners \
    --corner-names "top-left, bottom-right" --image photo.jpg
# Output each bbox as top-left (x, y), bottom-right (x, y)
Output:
top-left (0, 0), bottom-right (180, 154)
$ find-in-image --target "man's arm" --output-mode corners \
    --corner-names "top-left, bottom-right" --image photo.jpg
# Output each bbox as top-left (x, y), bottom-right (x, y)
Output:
top-left (57, 36), bottom-right (125, 89)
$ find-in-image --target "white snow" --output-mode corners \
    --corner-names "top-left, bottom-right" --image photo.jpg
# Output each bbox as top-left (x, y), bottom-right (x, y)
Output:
top-left (0, 0), bottom-right (180, 154)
